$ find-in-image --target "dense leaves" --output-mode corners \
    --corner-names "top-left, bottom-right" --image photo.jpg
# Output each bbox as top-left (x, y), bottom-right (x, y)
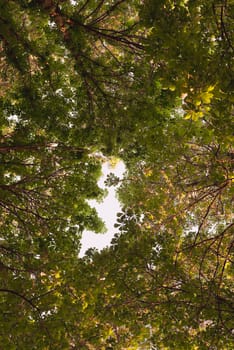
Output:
top-left (0, 0), bottom-right (233, 349)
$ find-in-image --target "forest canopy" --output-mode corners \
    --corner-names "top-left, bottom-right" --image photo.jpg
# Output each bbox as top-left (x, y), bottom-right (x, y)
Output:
top-left (0, 0), bottom-right (233, 349)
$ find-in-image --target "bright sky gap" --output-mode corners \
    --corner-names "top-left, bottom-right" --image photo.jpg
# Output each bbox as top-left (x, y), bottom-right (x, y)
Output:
top-left (80, 160), bottom-right (126, 256)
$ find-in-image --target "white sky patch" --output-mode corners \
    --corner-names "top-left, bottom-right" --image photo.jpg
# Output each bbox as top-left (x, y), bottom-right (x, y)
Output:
top-left (80, 160), bottom-right (125, 256)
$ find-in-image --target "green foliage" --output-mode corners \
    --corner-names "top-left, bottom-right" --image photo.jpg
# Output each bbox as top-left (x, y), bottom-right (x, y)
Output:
top-left (0, 0), bottom-right (233, 349)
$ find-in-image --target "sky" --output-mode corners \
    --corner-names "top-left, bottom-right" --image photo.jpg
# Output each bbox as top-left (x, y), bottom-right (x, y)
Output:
top-left (79, 160), bottom-right (126, 256)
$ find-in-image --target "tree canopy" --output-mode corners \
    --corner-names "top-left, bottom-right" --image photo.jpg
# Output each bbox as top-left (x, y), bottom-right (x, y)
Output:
top-left (0, 0), bottom-right (233, 349)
